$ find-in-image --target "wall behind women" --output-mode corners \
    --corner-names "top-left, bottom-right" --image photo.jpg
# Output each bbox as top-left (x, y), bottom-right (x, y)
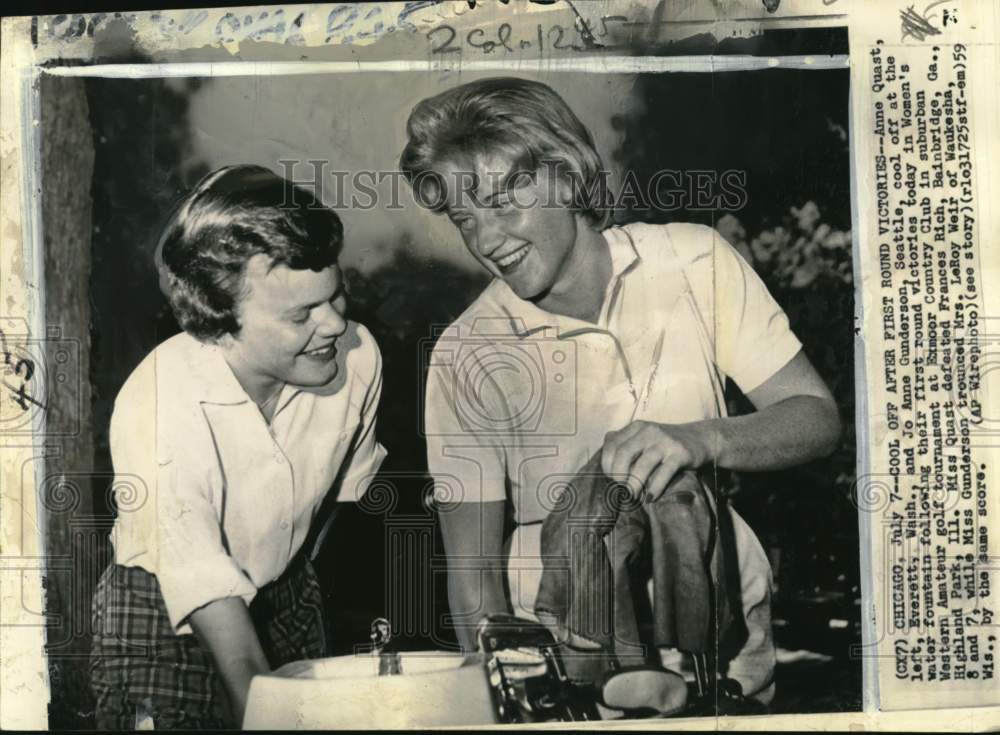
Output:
top-left (179, 70), bottom-right (636, 275)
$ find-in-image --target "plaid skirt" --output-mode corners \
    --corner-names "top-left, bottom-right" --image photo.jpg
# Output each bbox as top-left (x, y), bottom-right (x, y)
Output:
top-left (90, 554), bottom-right (327, 729)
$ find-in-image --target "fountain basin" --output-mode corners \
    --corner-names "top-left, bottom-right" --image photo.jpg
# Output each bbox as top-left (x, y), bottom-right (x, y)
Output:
top-left (243, 651), bottom-right (496, 729)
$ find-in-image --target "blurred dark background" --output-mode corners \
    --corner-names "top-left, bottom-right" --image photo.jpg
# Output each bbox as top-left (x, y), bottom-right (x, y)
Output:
top-left (40, 34), bottom-right (859, 728)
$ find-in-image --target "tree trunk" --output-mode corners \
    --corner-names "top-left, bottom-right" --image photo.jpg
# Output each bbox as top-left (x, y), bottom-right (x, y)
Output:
top-left (39, 73), bottom-right (98, 729)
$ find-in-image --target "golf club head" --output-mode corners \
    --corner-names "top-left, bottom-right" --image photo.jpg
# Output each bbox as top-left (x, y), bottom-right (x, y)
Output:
top-left (477, 613), bottom-right (559, 653)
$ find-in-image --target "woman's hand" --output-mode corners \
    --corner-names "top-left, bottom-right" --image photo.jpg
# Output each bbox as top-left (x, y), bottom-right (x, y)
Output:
top-left (601, 351), bottom-right (842, 504)
top-left (600, 420), bottom-right (715, 502)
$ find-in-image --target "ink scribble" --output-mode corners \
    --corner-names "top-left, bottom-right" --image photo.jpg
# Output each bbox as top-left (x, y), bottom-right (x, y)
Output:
top-left (900, 4), bottom-right (942, 41)
top-left (0, 328), bottom-right (43, 414)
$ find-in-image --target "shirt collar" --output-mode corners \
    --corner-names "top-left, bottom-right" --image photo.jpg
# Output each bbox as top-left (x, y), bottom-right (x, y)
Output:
top-left (604, 225), bottom-right (642, 280)
top-left (488, 225), bottom-right (640, 338)
top-left (179, 335), bottom-right (253, 406)
top-left (177, 335), bottom-right (308, 411)
top-left (178, 324), bottom-right (358, 409)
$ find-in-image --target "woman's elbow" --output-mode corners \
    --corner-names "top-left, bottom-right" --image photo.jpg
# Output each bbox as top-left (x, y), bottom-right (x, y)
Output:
top-left (814, 397), bottom-right (843, 457)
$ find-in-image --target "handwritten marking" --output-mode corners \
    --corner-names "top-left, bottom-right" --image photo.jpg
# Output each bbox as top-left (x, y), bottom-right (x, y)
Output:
top-left (37, 6), bottom-right (843, 48)
top-left (427, 25), bottom-right (460, 54)
top-left (0, 329), bottom-right (43, 415)
top-left (900, 5), bottom-right (942, 41)
top-left (427, 18), bottom-right (629, 55)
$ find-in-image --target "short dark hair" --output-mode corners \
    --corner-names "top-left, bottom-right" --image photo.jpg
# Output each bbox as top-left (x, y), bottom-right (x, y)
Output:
top-left (399, 77), bottom-right (611, 228)
top-left (156, 164), bottom-right (343, 341)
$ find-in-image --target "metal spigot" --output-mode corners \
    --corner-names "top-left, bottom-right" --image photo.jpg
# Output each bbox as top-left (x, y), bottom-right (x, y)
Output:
top-left (370, 617), bottom-right (402, 676)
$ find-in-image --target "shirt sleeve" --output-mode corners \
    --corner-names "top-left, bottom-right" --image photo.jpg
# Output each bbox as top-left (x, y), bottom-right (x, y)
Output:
top-left (687, 225), bottom-right (802, 393)
top-left (334, 334), bottom-right (388, 502)
top-left (109, 373), bottom-right (257, 632)
top-left (424, 337), bottom-right (509, 505)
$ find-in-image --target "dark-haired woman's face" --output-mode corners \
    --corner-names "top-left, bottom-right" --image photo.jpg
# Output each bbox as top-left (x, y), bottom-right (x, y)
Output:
top-left (437, 155), bottom-right (587, 308)
top-left (219, 256), bottom-right (348, 403)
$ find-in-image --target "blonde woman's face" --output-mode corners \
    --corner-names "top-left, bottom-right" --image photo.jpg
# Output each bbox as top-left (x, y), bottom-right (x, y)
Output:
top-left (437, 155), bottom-right (587, 304)
top-left (219, 257), bottom-right (348, 402)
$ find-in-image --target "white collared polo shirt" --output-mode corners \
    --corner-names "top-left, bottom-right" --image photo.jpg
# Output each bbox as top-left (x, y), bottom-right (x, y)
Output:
top-left (425, 221), bottom-right (803, 699)
top-left (109, 321), bottom-right (386, 634)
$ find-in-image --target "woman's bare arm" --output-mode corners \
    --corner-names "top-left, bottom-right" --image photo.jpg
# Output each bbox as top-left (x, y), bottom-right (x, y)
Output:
top-left (602, 350), bottom-right (842, 500)
top-left (437, 500), bottom-right (510, 651)
top-left (189, 597), bottom-right (271, 726)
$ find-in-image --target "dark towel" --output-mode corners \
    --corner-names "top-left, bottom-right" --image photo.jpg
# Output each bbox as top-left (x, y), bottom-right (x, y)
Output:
top-left (534, 451), bottom-right (748, 678)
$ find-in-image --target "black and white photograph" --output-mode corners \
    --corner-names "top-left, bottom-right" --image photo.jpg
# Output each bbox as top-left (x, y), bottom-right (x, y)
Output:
top-left (25, 12), bottom-right (861, 727)
top-left (9, 0), bottom-right (997, 729)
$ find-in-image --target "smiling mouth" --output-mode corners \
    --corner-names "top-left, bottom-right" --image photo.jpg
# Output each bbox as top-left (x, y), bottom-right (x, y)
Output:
top-left (302, 343), bottom-right (337, 359)
top-left (493, 244), bottom-right (530, 273)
